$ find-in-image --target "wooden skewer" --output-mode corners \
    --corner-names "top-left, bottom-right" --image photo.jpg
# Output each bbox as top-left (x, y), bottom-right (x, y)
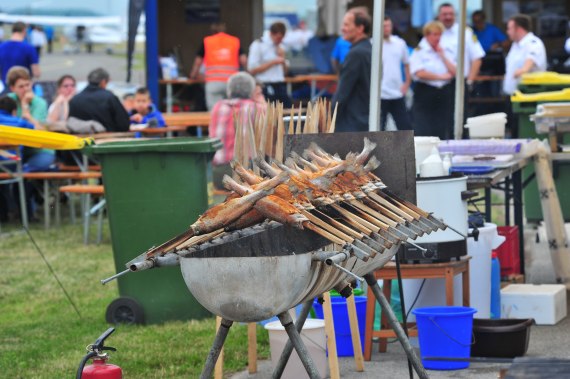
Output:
top-left (275, 103), bottom-right (285, 163)
top-left (304, 222), bottom-right (346, 245)
top-left (296, 102), bottom-right (303, 135)
top-left (373, 191), bottom-right (422, 220)
top-left (312, 209), bottom-right (365, 240)
top-left (382, 189), bottom-right (431, 218)
top-left (331, 204), bottom-right (379, 233)
top-left (348, 200), bottom-right (399, 228)
top-left (340, 203), bottom-right (390, 231)
top-left (362, 197), bottom-right (407, 224)
top-left (366, 192), bottom-right (415, 222)
top-left (175, 229), bottom-right (224, 251)
top-left (299, 209), bottom-right (353, 243)
top-left (287, 106), bottom-right (295, 135)
top-left (329, 102), bottom-right (338, 133)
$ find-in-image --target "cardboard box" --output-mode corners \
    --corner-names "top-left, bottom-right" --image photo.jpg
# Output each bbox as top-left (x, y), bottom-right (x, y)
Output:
top-left (501, 284), bottom-right (567, 325)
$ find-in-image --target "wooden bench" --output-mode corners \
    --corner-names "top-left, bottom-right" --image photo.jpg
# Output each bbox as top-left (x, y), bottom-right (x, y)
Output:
top-left (59, 184), bottom-right (105, 244)
top-left (58, 163), bottom-right (101, 172)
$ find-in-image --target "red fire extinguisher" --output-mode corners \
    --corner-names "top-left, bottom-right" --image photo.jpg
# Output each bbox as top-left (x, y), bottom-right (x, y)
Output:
top-left (77, 327), bottom-right (122, 379)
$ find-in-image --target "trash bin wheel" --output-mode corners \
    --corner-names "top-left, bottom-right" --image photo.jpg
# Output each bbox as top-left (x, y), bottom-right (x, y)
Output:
top-left (106, 297), bottom-right (144, 324)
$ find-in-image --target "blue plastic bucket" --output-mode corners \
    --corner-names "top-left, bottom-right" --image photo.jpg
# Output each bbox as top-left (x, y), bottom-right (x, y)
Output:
top-left (312, 296), bottom-right (367, 356)
top-left (412, 306), bottom-right (477, 370)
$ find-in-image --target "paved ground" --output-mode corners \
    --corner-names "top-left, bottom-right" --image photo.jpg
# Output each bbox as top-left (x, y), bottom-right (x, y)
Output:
top-left (231, 293), bottom-right (570, 379)
top-left (38, 47), bottom-right (145, 85)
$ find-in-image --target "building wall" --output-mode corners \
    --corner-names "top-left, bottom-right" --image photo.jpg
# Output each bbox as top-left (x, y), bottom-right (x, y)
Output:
top-left (158, 0), bottom-right (263, 76)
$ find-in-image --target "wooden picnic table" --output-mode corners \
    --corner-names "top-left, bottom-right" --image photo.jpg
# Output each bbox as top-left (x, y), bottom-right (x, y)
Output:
top-left (160, 112), bottom-right (211, 137)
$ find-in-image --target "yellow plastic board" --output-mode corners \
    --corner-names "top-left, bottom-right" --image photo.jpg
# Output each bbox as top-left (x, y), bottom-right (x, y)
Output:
top-left (0, 125), bottom-right (92, 150)
top-left (511, 88), bottom-right (570, 103)
top-left (521, 72), bottom-right (570, 85)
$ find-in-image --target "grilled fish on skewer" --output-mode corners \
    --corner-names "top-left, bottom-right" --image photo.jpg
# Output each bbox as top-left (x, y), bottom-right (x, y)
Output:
top-left (223, 175), bottom-right (308, 229)
top-left (144, 175), bottom-right (286, 259)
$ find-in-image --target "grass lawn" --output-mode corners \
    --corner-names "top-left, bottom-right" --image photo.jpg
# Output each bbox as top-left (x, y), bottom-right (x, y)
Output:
top-left (0, 222), bottom-right (269, 378)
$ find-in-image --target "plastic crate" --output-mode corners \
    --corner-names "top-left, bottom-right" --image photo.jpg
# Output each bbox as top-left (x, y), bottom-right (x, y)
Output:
top-left (493, 226), bottom-right (520, 278)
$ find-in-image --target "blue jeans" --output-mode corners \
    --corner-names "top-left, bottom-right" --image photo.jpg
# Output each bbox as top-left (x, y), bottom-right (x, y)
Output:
top-left (23, 152), bottom-right (56, 173)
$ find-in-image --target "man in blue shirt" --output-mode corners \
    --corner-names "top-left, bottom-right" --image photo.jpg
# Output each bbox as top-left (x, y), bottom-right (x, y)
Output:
top-left (330, 37), bottom-right (351, 73)
top-left (472, 10), bottom-right (509, 52)
top-left (0, 22), bottom-right (40, 85)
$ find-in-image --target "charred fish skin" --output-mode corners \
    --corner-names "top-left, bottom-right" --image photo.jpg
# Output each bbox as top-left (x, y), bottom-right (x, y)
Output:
top-left (191, 173), bottom-right (288, 235)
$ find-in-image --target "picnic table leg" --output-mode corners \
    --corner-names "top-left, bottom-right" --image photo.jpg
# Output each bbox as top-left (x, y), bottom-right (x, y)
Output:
top-left (197, 127), bottom-right (203, 138)
top-left (83, 192), bottom-right (91, 244)
top-left (44, 179), bottom-right (50, 230)
top-left (55, 180), bottom-right (61, 227)
top-left (166, 83), bottom-right (173, 113)
top-left (16, 164), bottom-right (28, 229)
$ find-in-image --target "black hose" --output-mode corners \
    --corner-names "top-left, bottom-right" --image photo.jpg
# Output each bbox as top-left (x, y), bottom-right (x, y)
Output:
top-left (76, 351), bottom-right (98, 379)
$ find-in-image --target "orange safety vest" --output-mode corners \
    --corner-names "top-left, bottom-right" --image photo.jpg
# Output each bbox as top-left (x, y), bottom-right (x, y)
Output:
top-left (203, 32), bottom-right (240, 83)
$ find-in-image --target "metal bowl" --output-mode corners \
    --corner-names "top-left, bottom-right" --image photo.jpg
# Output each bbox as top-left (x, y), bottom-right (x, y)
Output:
top-left (180, 253), bottom-right (314, 322)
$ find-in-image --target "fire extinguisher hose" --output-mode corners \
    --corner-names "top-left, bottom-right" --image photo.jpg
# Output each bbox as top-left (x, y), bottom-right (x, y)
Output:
top-left (76, 351), bottom-right (98, 379)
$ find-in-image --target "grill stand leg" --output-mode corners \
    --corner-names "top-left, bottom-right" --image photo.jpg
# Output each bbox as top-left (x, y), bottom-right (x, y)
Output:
top-left (277, 310), bottom-right (321, 379)
top-left (200, 318), bottom-right (233, 379)
top-left (272, 300), bottom-right (313, 379)
top-left (364, 273), bottom-right (430, 379)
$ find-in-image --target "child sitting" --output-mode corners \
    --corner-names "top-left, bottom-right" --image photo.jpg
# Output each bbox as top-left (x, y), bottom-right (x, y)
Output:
top-left (129, 87), bottom-right (165, 128)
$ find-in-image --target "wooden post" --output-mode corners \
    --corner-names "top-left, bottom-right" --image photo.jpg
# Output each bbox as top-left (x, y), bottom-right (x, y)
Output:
top-left (248, 323), bottom-right (257, 373)
top-left (323, 292), bottom-right (340, 379)
top-left (346, 294), bottom-right (365, 372)
top-left (214, 316), bottom-right (224, 379)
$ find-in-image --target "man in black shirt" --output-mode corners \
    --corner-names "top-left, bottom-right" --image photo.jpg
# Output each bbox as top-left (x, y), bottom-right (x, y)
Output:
top-left (331, 9), bottom-right (371, 133)
top-left (69, 68), bottom-right (130, 132)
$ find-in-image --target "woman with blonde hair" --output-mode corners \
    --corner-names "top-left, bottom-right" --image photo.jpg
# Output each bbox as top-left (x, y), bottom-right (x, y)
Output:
top-left (409, 21), bottom-right (456, 139)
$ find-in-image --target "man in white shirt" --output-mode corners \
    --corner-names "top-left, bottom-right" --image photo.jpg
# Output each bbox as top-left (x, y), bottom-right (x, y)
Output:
top-left (380, 16), bottom-right (412, 131)
top-left (437, 3), bottom-right (485, 85)
top-left (247, 22), bottom-right (291, 107)
top-left (503, 14), bottom-right (547, 95)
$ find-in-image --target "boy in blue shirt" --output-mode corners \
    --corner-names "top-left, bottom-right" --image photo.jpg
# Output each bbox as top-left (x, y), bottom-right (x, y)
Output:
top-left (129, 87), bottom-right (165, 128)
top-left (0, 95), bottom-right (35, 129)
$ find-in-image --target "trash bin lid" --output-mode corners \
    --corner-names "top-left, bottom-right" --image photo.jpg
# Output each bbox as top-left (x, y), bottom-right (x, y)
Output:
top-left (521, 71), bottom-right (570, 85)
top-left (511, 88), bottom-right (570, 103)
top-left (84, 137), bottom-right (222, 155)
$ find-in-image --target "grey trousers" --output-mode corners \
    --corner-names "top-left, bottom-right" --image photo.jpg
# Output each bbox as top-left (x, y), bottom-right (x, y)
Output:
top-left (205, 81), bottom-right (227, 110)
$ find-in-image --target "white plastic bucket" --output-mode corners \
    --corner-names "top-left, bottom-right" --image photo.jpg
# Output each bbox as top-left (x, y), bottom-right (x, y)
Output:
top-left (265, 319), bottom-right (327, 379)
top-left (468, 223), bottom-right (506, 318)
top-left (414, 137), bottom-right (441, 176)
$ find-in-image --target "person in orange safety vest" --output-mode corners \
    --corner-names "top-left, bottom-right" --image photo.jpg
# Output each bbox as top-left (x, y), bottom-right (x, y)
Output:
top-left (190, 23), bottom-right (247, 110)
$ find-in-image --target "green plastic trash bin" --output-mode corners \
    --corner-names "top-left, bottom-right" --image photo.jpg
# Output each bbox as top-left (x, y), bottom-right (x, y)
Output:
top-left (511, 89), bottom-right (570, 222)
top-left (86, 137), bottom-right (222, 324)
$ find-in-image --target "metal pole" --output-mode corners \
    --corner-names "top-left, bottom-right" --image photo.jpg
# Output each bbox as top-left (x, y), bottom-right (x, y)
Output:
top-left (364, 273), bottom-right (430, 379)
top-left (277, 311), bottom-right (321, 379)
top-left (453, 0), bottom-right (467, 140)
top-left (200, 318), bottom-right (233, 379)
top-left (272, 301), bottom-right (313, 379)
top-left (369, 0), bottom-right (386, 132)
top-left (396, 253), bottom-right (414, 379)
